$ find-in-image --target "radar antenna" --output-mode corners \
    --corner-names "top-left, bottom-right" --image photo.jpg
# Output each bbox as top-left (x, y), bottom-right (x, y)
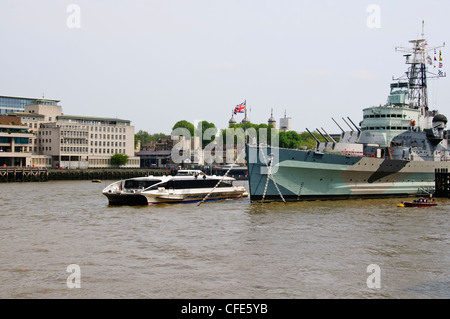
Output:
top-left (394, 21), bottom-right (445, 110)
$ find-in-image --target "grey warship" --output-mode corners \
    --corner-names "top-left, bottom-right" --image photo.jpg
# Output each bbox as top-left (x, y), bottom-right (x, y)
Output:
top-left (246, 24), bottom-right (449, 202)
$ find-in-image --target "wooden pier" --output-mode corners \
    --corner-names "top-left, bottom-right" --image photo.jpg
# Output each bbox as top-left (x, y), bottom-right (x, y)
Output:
top-left (0, 167), bottom-right (49, 182)
top-left (435, 168), bottom-right (450, 198)
top-left (47, 168), bottom-right (174, 181)
top-left (0, 167), bottom-right (175, 183)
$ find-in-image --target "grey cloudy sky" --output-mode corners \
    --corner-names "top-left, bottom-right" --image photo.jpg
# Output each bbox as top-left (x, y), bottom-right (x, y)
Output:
top-left (1, 0), bottom-right (449, 134)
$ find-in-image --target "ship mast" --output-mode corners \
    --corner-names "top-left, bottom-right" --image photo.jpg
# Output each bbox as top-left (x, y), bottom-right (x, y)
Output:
top-left (394, 21), bottom-right (445, 111)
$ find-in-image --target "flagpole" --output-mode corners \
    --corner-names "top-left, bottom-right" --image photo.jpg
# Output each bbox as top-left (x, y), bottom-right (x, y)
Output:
top-left (244, 100), bottom-right (248, 145)
top-left (247, 100), bottom-right (250, 122)
top-left (244, 100), bottom-right (247, 121)
top-left (244, 100), bottom-right (248, 166)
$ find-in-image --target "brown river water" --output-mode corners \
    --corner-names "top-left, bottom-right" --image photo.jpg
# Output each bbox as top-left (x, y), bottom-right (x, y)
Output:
top-left (0, 180), bottom-right (449, 298)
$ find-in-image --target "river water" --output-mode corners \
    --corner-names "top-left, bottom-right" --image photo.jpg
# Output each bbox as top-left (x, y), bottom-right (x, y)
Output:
top-left (0, 180), bottom-right (449, 299)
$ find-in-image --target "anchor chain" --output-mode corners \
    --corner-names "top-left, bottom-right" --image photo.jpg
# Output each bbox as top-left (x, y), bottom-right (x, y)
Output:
top-left (260, 148), bottom-right (286, 204)
top-left (197, 149), bottom-right (246, 206)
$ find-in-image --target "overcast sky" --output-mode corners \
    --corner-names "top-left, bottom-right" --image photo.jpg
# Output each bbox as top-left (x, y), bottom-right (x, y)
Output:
top-left (1, 0), bottom-right (449, 134)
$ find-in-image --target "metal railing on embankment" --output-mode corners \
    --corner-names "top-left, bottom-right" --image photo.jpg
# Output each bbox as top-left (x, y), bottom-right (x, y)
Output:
top-left (0, 167), bottom-right (175, 182)
top-left (435, 168), bottom-right (450, 198)
top-left (0, 167), bottom-right (49, 182)
top-left (48, 168), bottom-right (175, 181)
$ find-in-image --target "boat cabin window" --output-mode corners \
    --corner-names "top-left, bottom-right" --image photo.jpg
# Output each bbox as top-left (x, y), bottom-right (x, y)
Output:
top-left (124, 179), bottom-right (161, 189)
top-left (175, 171), bottom-right (190, 176)
top-left (148, 179), bottom-right (233, 190)
top-left (175, 170), bottom-right (203, 177)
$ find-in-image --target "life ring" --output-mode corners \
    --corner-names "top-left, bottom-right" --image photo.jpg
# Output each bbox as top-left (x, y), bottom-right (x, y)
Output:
top-left (371, 154), bottom-right (375, 158)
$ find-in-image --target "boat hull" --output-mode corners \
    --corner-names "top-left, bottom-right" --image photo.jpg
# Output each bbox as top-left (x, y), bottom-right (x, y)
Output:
top-left (103, 188), bottom-right (248, 205)
top-left (402, 202), bottom-right (437, 207)
top-left (144, 188), bottom-right (248, 204)
top-left (103, 192), bottom-right (149, 206)
top-left (246, 145), bottom-right (450, 202)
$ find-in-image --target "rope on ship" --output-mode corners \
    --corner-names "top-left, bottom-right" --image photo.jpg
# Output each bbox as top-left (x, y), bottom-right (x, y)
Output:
top-left (261, 152), bottom-right (273, 203)
top-left (197, 149), bottom-right (246, 206)
top-left (260, 148), bottom-right (286, 204)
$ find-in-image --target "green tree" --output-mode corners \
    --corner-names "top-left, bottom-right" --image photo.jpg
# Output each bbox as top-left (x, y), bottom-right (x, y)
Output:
top-left (221, 122), bottom-right (278, 145)
top-left (221, 125), bottom-right (246, 145)
top-left (110, 153), bottom-right (129, 167)
top-left (218, 126), bottom-right (325, 150)
top-left (298, 131), bottom-right (325, 149)
top-left (172, 120), bottom-right (195, 137)
top-left (279, 131), bottom-right (303, 149)
top-left (135, 130), bottom-right (152, 148)
top-left (196, 120), bottom-right (217, 148)
top-left (135, 130), bottom-right (168, 150)
top-left (150, 133), bottom-right (168, 142)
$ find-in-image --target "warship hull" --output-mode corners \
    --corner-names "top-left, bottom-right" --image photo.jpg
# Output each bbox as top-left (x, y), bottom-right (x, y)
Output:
top-left (246, 145), bottom-right (450, 202)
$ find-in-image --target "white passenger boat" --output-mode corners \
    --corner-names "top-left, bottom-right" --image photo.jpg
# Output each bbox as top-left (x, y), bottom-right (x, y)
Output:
top-left (102, 170), bottom-right (248, 205)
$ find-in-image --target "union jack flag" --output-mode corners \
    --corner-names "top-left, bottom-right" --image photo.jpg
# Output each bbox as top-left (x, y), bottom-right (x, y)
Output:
top-left (234, 100), bottom-right (246, 114)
